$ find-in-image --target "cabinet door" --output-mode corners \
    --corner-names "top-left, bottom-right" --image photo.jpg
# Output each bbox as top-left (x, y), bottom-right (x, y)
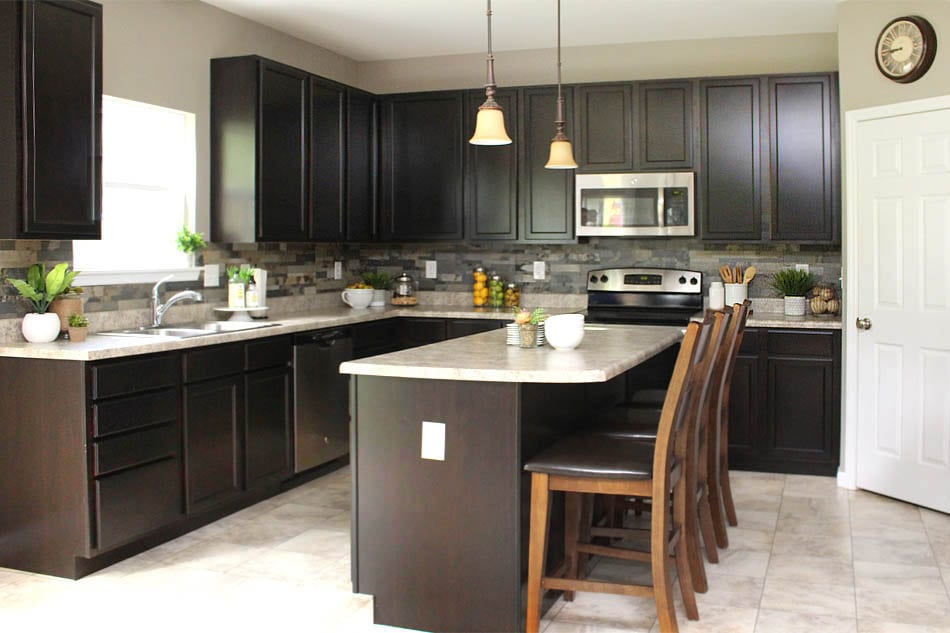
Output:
top-left (184, 376), bottom-right (243, 513)
top-left (346, 88), bottom-right (378, 242)
top-left (258, 61), bottom-right (309, 241)
top-left (700, 78), bottom-right (762, 240)
top-left (768, 74), bottom-right (838, 242)
top-left (379, 92), bottom-right (464, 240)
top-left (465, 89), bottom-right (519, 240)
top-left (637, 80), bottom-right (694, 170)
top-left (95, 456), bottom-right (182, 551)
top-left (245, 366), bottom-right (292, 488)
top-left (445, 318), bottom-right (505, 339)
top-left (519, 86), bottom-right (575, 242)
top-left (399, 318), bottom-right (447, 349)
top-left (574, 83), bottom-right (633, 172)
top-left (20, 0), bottom-right (101, 238)
top-left (726, 330), bottom-right (762, 469)
top-left (310, 77), bottom-right (346, 241)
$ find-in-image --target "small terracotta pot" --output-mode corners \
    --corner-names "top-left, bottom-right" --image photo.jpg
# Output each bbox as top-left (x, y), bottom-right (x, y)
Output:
top-left (67, 326), bottom-right (88, 343)
top-left (49, 296), bottom-right (84, 333)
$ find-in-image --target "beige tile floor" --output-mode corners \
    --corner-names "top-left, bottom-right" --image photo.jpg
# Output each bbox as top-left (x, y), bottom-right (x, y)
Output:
top-left (1, 467), bottom-right (949, 633)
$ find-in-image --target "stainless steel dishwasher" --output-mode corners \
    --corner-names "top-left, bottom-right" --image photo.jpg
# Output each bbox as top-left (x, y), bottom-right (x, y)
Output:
top-left (293, 328), bottom-right (353, 472)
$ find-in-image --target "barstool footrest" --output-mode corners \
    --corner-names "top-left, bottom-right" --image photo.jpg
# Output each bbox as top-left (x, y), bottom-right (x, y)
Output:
top-left (542, 576), bottom-right (654, 598)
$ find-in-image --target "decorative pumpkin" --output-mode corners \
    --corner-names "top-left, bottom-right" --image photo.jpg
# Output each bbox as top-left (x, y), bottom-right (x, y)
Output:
top-left (810, 296), bottom-right (828, 315)
top-left (826, 298), bottom-right (841, 315)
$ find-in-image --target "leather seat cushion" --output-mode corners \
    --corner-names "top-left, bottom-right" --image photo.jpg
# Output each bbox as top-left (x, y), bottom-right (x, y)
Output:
top-left (524, 433), bottom-right (656, 479)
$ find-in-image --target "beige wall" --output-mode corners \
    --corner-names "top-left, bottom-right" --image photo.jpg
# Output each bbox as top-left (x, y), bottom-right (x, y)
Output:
top-left (358, 33), bottom-right (838, 94)
top-left (837, 1), bottom-right (950, 113)
top-left (100, 0), bottom-right (357, 233)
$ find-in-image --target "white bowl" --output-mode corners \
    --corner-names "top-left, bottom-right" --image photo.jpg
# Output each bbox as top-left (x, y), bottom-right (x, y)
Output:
top-left (341, 288), bottom-right (374, 309)
top-left (544, 314), bottom-right (585, 350)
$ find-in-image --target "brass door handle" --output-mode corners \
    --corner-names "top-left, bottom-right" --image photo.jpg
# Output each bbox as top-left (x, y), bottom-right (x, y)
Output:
top-left (856, 317), bottom-right (872, 330)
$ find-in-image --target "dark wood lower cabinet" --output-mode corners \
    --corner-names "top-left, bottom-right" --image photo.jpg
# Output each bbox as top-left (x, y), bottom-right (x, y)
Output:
top-left (184, 375), bottom-right (243, 513)
top-left (95, 456), bottom-right (182, 551)
top-left (245, 365), bottom-right (292, 487)
top-left (727, 328), bottom-right (841, 475)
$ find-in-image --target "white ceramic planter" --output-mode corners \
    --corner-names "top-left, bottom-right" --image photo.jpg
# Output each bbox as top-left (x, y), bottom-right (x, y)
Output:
top-left (784, 295), bottom-right (807, 316)
top-left (22, 312), bottom-right (62, 343)
top-left (370, 289), bottom-right (387, 307)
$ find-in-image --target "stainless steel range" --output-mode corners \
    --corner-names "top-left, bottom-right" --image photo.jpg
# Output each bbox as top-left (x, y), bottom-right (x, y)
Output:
top-left (586, 267), bottom-right (703, 326)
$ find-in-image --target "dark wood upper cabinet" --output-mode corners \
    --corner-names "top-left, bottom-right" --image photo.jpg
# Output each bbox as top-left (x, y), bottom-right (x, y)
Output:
top-left (346, 88), bottom-right (378, 242)
top-left (0, 0), bottom-right (101, 239)
top-left (637, 80), bottom-right (694, 170)
top-left (309, 77), bottom-right (346, 242)
top-left (211, 56), bottom-right (309, 242)
top-left (768, 74), bottom-right (838, 243)
top-left (699, 77), bottom-right (763, 240)
top-left (379, 91), bottom-right (464, 241)
top-left (574, 83), bottom-right (634, 172)
top-left (519, 86), bottom-right (575, 242)
top-left (464, 89), bottom-right (519, 241)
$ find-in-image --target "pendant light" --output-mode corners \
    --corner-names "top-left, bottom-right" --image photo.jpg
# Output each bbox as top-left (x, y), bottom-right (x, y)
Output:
top-left (544, 0), bottom-right (577, 169)
top-left (469, 0), bottom-right (512, 145)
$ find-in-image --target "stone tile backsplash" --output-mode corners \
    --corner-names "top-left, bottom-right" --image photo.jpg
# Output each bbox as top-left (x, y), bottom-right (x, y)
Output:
top-left (0, 237), bottom-right (840, 327)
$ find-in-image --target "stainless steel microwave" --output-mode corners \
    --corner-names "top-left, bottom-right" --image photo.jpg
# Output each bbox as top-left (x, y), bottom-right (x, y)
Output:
top-left (575, 172), bottom-right (695, 237)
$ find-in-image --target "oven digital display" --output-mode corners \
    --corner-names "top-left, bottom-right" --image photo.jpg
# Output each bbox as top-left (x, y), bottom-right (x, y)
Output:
top-left (623, 274), bottom-right (662, 286)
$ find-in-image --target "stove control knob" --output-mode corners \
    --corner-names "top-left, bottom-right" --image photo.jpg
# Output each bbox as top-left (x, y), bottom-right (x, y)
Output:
top-left (690, 277), bottom-right (698, 285)
top-left (600, 275), bottom-right (609, 283)
top-left (678, 276), bottom-right (686, 284)
top-left (590, 275), bottom-right (598, 283)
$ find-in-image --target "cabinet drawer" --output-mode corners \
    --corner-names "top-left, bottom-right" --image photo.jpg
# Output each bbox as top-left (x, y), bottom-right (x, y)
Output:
top-left (92, 388), bottom-right (179, 438)
top-left (401, 318), bottom-right (447, 347)
top-left (94, 424), bottom-right (179, 476)
top-left (766, 329), bottom-right (836, 358)
top-left (183, 343), bottom-right (243, 383)
top-left (246, 335), bottom-right (292, 371)
top-left (95, 456), bottom-right (182, 551)
top-left (738, 328), bottom-right (759, 354)
top-left (353, 319), bottom-right (399, 355)
top-left (90, 354), bottom-right (178, 399)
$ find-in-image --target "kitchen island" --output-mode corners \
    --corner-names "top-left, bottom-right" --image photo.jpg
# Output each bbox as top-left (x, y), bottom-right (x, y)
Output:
top-left (340, 324), bottom-right (683, 633)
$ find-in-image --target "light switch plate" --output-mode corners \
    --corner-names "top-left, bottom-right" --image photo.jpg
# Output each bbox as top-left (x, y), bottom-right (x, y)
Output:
top-left (203, 264), bottom-right (220, 287)
top-left (420, 421), bottom-right (445, 461)
top-left (533, 261), bottom-right (546, 280)
top-left (425, 260), bottom-right (437, 279)
top-left (795, 264), bottom-right (810, 273)
top-left (333, 261), bottom-right (343, 280)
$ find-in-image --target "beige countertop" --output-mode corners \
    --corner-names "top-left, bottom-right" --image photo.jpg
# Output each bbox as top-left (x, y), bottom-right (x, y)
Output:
top-left (340, 324), bottom-right (683, 384)
top-left (0, 304), bottom-right (563, 361)
top-left (745, 310), bottom-right (841, 329)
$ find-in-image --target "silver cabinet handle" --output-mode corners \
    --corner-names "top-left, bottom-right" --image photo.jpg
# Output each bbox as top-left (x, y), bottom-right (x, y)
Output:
top-left (856, 317), bottom-right (872, 330)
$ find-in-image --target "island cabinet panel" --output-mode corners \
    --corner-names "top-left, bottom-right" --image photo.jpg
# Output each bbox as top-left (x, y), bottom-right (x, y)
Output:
top-left (574, 83), bottom-right (634, 172)
top-left (519, 86), bottom-right (576, 242)
top-left (0, 0), bottom-right (102, 239)
top-left (379, 91), bottom-right (464, 241)
top-left (638, 80), bottom-right (695, 170)
top-left (768, 74), bottom-right (838, 242)
top-left (464, 88), bottom-right (520, 240)
top-left (699, 77), bottom-right (763, 240)
top-left (727, 328), bottom-right (841, 475)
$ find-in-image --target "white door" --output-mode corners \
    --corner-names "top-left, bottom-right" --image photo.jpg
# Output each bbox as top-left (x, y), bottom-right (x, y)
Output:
top-left (853, 104), bottom-right (950, 513)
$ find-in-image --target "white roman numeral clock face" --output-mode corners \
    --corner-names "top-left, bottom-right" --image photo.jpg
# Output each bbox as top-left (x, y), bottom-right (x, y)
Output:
top-left (875, 16), bottom-right (938, 83)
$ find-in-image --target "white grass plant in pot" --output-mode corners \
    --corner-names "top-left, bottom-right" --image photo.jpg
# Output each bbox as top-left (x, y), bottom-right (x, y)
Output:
top-left (6, 263), bottom-right (80, 343)
top-left (770, 268), bottom-right (817, 317)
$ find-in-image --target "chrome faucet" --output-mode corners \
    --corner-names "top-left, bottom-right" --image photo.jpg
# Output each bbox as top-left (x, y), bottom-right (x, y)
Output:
top-left (152, 275), bottom-right (203, 327)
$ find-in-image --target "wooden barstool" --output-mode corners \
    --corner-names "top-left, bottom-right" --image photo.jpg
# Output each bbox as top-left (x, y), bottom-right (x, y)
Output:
top-left (524, 318), bottom-right (718, 633)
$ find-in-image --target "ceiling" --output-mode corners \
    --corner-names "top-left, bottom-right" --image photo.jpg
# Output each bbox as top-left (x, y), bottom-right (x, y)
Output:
top-left (199, 0), bottom-right (841, 63)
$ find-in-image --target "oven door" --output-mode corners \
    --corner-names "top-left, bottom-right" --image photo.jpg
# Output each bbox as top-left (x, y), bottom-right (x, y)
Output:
top-left (576, 173), bottom-right (694, 237)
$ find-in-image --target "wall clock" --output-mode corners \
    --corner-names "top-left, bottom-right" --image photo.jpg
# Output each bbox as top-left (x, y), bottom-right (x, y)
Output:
top-left (875, 15), bottom-right (938, 83)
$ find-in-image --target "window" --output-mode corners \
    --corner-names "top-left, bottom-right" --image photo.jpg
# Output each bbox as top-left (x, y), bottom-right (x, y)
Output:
top-left (73, 96), bottom-right (198, 285)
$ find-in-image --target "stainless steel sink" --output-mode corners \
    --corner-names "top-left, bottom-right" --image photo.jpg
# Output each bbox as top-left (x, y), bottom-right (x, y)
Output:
top-left (98, 321), bottom-right (277, 339)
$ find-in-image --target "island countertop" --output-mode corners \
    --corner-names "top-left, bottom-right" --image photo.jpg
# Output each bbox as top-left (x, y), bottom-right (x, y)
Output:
top-left (340, 323), bottom-right (683, 383)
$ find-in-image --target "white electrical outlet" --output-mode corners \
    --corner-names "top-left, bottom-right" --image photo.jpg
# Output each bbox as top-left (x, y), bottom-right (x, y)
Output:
top-left (425, 260), bottom-right (437, 279)
top-left (533, 261), bottom-right (546, 280)
top-left (333, 261), bottom-right (343, 280)
top-left (795, 264), bottom-right (810, 273)
top-left (203, 264), bottom-right (220, 287)
top-left (420, 421), bottom-right (445, 461)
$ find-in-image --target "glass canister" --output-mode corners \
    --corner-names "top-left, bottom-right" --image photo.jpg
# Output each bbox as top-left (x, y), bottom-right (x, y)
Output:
top-left (472, 266), bottom-right (487, 306)
top-left (487, 272), bottom-right (505, 308)
top-left (504, 282), bottom-right (520, 308)
top-left (391, 271), bottom-right (418, 306)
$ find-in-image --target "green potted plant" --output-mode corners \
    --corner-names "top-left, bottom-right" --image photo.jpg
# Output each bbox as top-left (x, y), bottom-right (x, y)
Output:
top-left (176, 225), bottom-right (207, 256)
top-left (361, 271), bottom-right (392, 307)
top-left (770, 268), bottom-right (817, 316)
top-left (513, 306), bottom-right (547, 348)
top-left (5, 262), bottom-right (80, 342)
top-left (67, 313), bottom-right (90, 343)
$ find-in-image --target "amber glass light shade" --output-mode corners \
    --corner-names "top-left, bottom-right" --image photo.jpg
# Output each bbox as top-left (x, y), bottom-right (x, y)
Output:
top-left (470, 102), bottom-right (512, 145)
top-left (545, 135), bottom-right (578, 169)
